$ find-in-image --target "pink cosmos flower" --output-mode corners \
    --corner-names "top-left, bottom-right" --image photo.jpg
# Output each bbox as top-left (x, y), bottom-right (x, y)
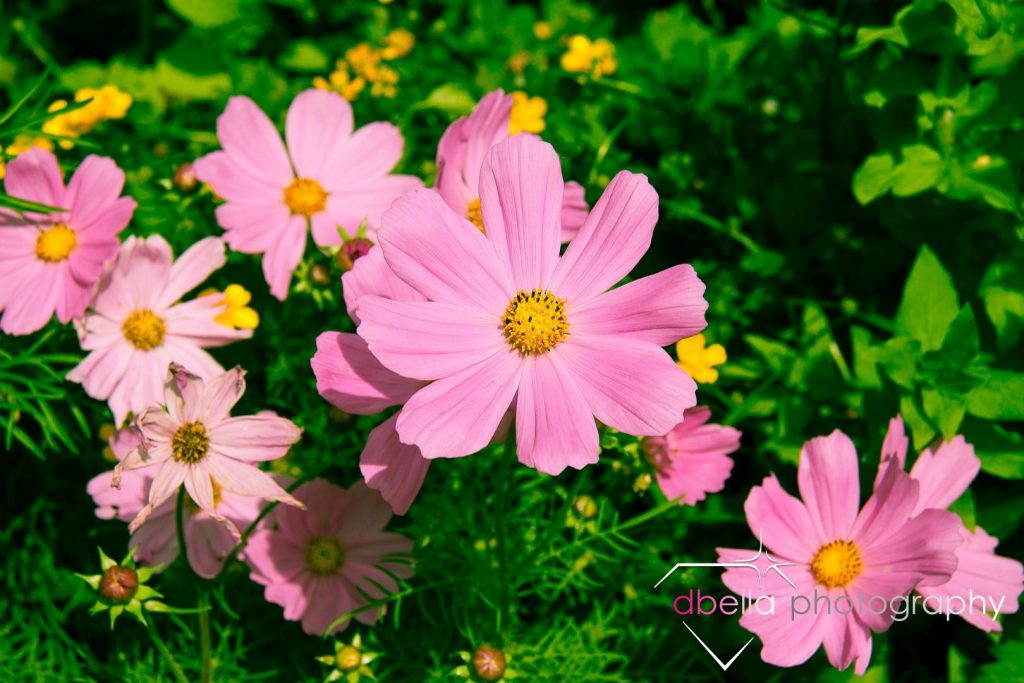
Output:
top-left (642, 406), bottom-right (740, 505)
top-left (113, 364), bottom-right (303, 538)
top-left (68, 235), bottom-right (249, 425)
top-left (717, 430), bottom-right (963, 673)
top-left (87, 426), bottom-right (274, 577)
top-left (245, 478), bottom-right (414, 635)
top-left (0, 148), bottom-right (135, 335)
top-left (356, 134), bottom-right (707, 474)
top-left (193, 89), bottom-right (422, 300)
top-left (876, 416), bottom-right (1023, 632)
top-left (435, 89), bottom-right (588, 241)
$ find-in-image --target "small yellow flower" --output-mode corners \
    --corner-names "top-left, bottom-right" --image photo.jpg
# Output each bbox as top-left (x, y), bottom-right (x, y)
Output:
top-left (366, 64), bottom-right (399, 98)
top-left (43, 85), bottom-right (132, 148)
top-left (380, 28), bottom-right (414, 60)
top-left (208, 284), bottom-right (259, 330)
top-left (6, 133), bottom-right (54, 156)
top-left (508, 92), bottom-right (547, 135)
top-left (507, 51), bottom-right (531, 74)
top-left (675, 333), bottom-right (726, 384)
top-left (0, 159), bottom-right (5, 180)
top-left (314, 62), bottom-right (367, 101)
top-left (346, 43), bottom-right (381, 74)
top-left (560, 35), bottom-right (617, 78)
top-left (533, 21), bottom-right (553, 40)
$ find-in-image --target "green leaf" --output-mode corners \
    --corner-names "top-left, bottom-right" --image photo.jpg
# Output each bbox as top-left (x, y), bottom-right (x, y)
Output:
top-left (948, 488), bottom-right (976, 532)
top-left (166, 0), bottom-right (241, 28)
top-left (978, 640), bottom-right (1024, 683)
top-left (744, 335), bottom-right (795, 374)
top-left (901, 393), bottom-right (937, 450)
top-left (412, 84), bottom-right (477, 116)
top-left (962, 419), bottom-right (1024, 479)
top-left (852, 153), bottom-right (895, 204)
top-left (922, 388), bottom-right (965, 439)
top-left (895, 245), bottom-right (960, 351)
top-left (966, 369), bottom-right (1024, 420)
top-left (891, 144), bottom-right (944, 197)
top-left (979, 256), bottom-right (1024, 352)
top-left (279, 40), bottom-right (330, 72)
top-left (851, 326), bottom-right (883, 388)
top-left (874, 336), bottom-right (921, 389)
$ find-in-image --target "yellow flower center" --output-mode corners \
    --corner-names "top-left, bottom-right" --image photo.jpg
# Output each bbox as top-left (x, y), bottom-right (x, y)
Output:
top-left (466, 197), bottom-right (485, 233)
top-left (122, 309), bottom-right (166, 350)
top-left (336, 646), bottom-right (362, 671)
top-left (305, 537), bottom-right (346, 575)
top-left (171, 421), bottom-right (210, 464)
top-left (810, 540), bottom-right (863, 589)
top-left (503, 289), bottom-right (569, 355)
top-left (283, 177), bottom-right (328, 217)
top-left (35, 223), bottom-right (77, 262)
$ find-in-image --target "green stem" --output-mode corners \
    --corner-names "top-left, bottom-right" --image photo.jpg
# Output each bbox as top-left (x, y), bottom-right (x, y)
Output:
top-left (494, 432), bottom-right (515, 634)
top-left (175, 487), bottom-right (188, 572)
top-left (199, 590), bottom-right (212, 683)
top-left (143, 609), bottom-right (190, 683)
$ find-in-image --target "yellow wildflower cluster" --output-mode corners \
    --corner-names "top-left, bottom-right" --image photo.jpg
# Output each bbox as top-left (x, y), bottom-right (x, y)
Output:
top-left (676, 333), bottom-right (727, 384)
top-left (43, 85), bottom-right (132, 149)
top-left (561, 35), bottom-right (617, 78)
top-left (509, 92), bottom-right (547, 135)
top-left (203, 284), bottom-right (259, 330)
top-left (313, 29), bottom-right (414, 101)
top-left (0, 134), bottom-right (55, 179)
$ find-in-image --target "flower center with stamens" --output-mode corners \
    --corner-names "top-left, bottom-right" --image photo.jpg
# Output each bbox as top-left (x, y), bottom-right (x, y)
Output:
top-left (305, 537), bottom-right (345, 575)
top-left (171, 421), bottom-right (209, 464)
top-left (503, 289), bottom-right (569, 355)
top-left (122, 309), bottom-right (166, 350)
top-left (284, 177), bottom-right (328, 217)
top-left (35, 223), bottom-right (77, 262)
top-left (810, 539), bottom-right (863, 589)
top-left (466, 197), bottom-right (485, 233)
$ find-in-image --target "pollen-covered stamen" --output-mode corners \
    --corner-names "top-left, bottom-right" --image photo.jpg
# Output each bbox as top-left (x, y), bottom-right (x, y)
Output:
top-left (122, 309), bottom-right (166, 350)
top-left (810, 539), bottom-right (863, 589)
top-left (503, 288), bottom-right (569, 355)
top-left (35, 223), bottom-right (77, 262)
top-left (466, 197), bottom-right (485, 233)
top-left (171, 421), bottom-right (210, 464)
top-left (305, 537), bottom-right (346, 575)
top-left (284, 177), bottom-right (328, 217)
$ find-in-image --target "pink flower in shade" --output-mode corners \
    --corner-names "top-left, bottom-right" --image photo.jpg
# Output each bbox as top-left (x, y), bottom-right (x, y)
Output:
top-left (0, 148), bottom-right (135, 335)
top-left (87, 426), bottom-right (276, 578)
top-left (193, 89), bottom-right (422, 300)
top-left (356, 134), bottom-right (707, 475)
top-left (716, 430), bottom-right (964, 674)
top-left (244, 478), bottom-right (414, 635)
top-left (67, 235), bottom-right (250, 425)
top-left (642, 406), bottom-right (740, 505)
top-left (113, 364), bottom-right (303, 538)
top-left (875, 416), bottom-right (1023, 632)
top-left (435, 89), bottom-right (588, 241)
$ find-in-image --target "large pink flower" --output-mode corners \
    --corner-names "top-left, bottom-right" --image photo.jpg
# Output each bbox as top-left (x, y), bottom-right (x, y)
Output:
top-left (0, 148), bottom-right (135, 334)
top-left (876, 416), bottom-right (1023, 632)
top-left (245, 478), bottom-right (414, 635)
top-left (87, 426), bottom-right (274, 578)
top-left (67, 235), bottom-right (249, 425)
top-left (356, 134), bottom-right (707, 474)
top-left (643, 406), bottom-right (739, 505)
top-left (193, 89), bottom-right (422, 300)
top-left (113, 364), bottom-right (303, 537)
top-left (717, 430), bottom-right (963, 673)
top-left (435, 89), bottom-right (587, 241)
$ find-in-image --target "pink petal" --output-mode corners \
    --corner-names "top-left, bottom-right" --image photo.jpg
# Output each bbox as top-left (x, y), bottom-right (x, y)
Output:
top-left (301, 576), bottom-right (351, 635)
top-left (347, 532), bottom-right (414, 563)
top-left (4, 148), bottom-right (66, 208)
top-left (357, 297), bottom-right (506, 381)
top-left (155, 237), bottom-right (226, 310)
top-left (874, 414), bottom-right (909, 489)
top-left (216, 96), bottom-right (292, 185)
top-left (130, 505), bottom-right (179, 567)
top-left (184, 463), bottom-right (216, 511)
top-left (395, 350), bottom-right (522, 460)
top-left (821, 612), bottom-right (873, 673)
top-left (908, 436), bottom-right (980, 514)
top-left (208, 415), bottom-right (302, 461)
top-left (798, 430), bottom-right (861, 541)
top-left (66, 155), bottom-right (126, 228)
top-left (193, 151), bottom-right (283, 205)
top-left (554, 336), bottom-right (697, 436)
top-left (218, 202), bottom-right (294, 253)
top-left (654, 408), bottom-right (740, 505)
top-left (377, 188), bottom-right (512, 312)
top-left (717, 546), bottom-right (816, 598)
top-left (514, 354), bottom-right (599, 474)
top-left (291, 478), bottom-right (347, 538)
top-left (196, 366), bottom-right (247, 425)
top-left (162, 298), bottom-right (252, 346)
top-left (0, 265), bottom-right (59, 335)
top-left (317, 174), bottom-right (423, 243)
top-left (738, 594), bottom-right (830, 669)
top-left (323, 122), bottom-right (404, 192)
top-left (243, 528), bottom-right (306, 583)
top-left (312, 332), bottom-right (420, 415)
top-left (341, 244), bottom-right (425, 324)
top-left (548, 171), bottom-right (659, 303)
top-left (67, 212), bottom-right (126, 285)
top-left (262, 215), bottom-right (308, 300)
top-left (559, 180), bottom-right (589, 242)
top-left (285, 89), bottom-right (353, 179)
top-left (334, 480), bottom-right (394, 543)
top-left (186, 515), bottom-right (236, 578)
top-left (56, 266), bottom-right (92, 322)
top-left (434, 90), bottom-right (513, 207)
top-left (205, 455), bottom-right (303, 508)
top-left (128, 461), bottom-right (186, 533)
top-left (477, 135), bottom-right (562, 289)
top-left (851, 458), bottom-right (919, 549)
top-left (744, 474), bottom-right (819, 561)
top-left (360, 417), bottom-right (430, 515)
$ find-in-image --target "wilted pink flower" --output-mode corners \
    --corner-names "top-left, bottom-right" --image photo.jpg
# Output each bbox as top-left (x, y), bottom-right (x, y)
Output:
top-left (876, 416), bottom-right (1023, 632)
top-left (718, 430), bottom-right (963, 674)
top-left (87, 426), bottom-right (274, 577)
top-left (114, 364), bottom-right (303, 538)
top-left (643, 406), bottom-right (739, 505)
top-left (193, 89), bottom-right (422, 300)
top-left (357, 134), bottom-right (707, 474)
top-left (435, 89), bottom-right (587, 241)
top-left (67, 235), bottom-right (249, 425)
top-left (245, 478), bottom-right (414, 635)
top-left (0, 149), bottom-right (135, 335)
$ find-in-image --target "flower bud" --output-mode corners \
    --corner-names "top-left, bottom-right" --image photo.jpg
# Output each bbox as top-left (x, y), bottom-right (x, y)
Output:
top-left (309, 263), bottom-right (332, 285)
top-left (336, 645), bottom-right (362, 671)
top-left (335, 238), bottom-right (374, 272)
top-left (99, 565), bottom-right (139, 603)
top-left (472, 644), bottom-right (507, 682)
top-left (173, 162), bottom-right (198, 192)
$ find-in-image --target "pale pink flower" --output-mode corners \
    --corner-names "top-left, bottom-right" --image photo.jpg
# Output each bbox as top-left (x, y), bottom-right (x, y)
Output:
top-left (643, 406), bottom-right (739, 505)
top-left (435, 89), bottom-right (587, 241)
top-left (0, 148), bottom-right (134, 334)
top-left (87, 426), bottom-right (275, 577)
top-left (245, 478), bottom-right (414, 635)
top-left (357, 134), bottom-right (707, 474)
top-left (67, 235), bottom-right (249, 425)
top-left (876, 416), bottom-right (1023, 632)
top-left (718, 430), bottom-right (963, 673)
top-left (193, 89), bottom-right (422, 300)
top-left (113, 364), bottom-right (303, 538)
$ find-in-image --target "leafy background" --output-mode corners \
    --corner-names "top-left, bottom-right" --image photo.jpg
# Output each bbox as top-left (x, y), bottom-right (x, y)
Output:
top-left (1, 0), bottom-right (1023, 680)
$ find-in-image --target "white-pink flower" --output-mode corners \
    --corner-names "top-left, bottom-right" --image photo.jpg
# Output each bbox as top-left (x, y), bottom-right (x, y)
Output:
top-left (643, 406), bottom-right (740, 505)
